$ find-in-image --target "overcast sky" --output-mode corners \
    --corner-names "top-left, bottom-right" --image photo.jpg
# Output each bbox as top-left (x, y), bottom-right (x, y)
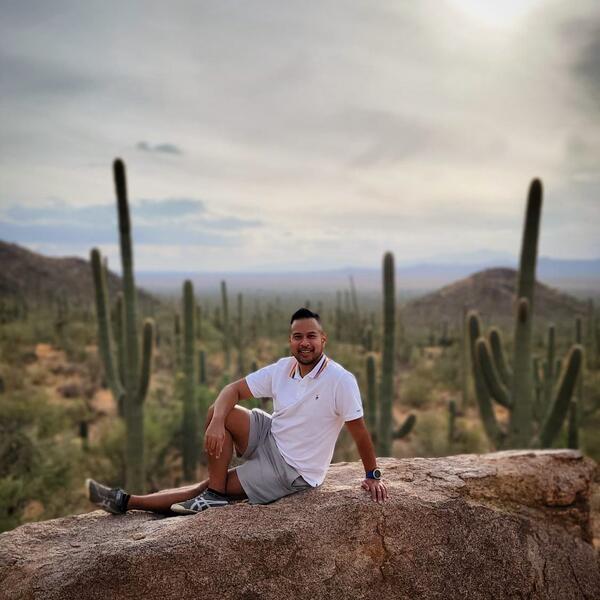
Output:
top-left (1, 0), bottom-right (599, 272)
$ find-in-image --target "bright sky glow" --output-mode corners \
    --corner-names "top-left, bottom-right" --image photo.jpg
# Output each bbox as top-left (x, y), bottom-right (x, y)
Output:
top-left (448, 0), bottom-right (542, 29)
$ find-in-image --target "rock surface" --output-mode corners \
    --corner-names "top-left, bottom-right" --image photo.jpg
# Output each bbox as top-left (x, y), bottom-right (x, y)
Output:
top-left (1, 449), bottom-right (599, 600)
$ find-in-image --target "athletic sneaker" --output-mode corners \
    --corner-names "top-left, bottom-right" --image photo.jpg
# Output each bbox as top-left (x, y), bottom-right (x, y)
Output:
top-left (86, 478), bottom-right (130, 514)
top-left (170, 489), bottom-right (229, 515)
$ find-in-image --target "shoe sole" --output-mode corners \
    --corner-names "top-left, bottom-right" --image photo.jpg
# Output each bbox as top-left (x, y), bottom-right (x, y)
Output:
top-left (170, 504), bottom-right (200, 515)
top-left (170, 501), bottom-right (228, 515)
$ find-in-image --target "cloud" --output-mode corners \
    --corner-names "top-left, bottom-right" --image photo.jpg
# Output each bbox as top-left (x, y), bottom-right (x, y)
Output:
top-left (136, 141), bottom-right (183, 155)
top-left (0, 1), bottom-right (599, 270)
top-left (0, 197), bottom-right (261, 247)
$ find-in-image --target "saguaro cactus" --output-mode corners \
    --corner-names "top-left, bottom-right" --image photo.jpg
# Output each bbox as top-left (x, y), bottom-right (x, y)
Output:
top-left (90, 158), bottom-right (154, 493)
top-left (377, 252), bottom-right (416, 456)
top-left (236, 292), bottom-right (245, 377)
top-left (221, 280), bottom-right (231, 372)
top-left (469, 180), bottom-right (582, 449)
top-left (182, 280), bottom-right (198, 480)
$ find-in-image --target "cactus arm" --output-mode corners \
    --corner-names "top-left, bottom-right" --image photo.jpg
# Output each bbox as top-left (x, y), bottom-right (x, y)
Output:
top-left (468, 311), bottom-right (506, 448)
top-left (393, 414), bottom-right (416, 439)
top-left (515, 179), bottom-right (542, 303)
top-left (539, 345), bottom-right (583, 448)
top-left (488, 328), bottom-right (513, 388)
top-left (476, 338), bottom-right (512, 408)
top-left (90, 248), bottom-right (124, 403)
top-left (137, 319), bottom-right (154, 404)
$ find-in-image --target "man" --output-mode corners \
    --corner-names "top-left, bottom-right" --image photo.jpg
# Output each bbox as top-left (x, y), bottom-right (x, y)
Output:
top-left (87, 308), bottom-right (387, 515)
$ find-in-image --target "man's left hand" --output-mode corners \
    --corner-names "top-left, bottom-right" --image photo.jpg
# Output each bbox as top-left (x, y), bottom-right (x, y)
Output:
top-left (361, 478), bottom-right (388, 503)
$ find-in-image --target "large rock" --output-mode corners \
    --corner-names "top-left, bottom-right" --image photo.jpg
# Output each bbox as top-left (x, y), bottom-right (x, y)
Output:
top-left (1, 450), bottom-right (598, 599)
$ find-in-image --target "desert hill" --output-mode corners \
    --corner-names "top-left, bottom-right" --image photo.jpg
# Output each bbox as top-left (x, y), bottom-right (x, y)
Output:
top-left (403, 267), bottom-right (587, 329)
top-left (0, 241), bottom-right (159, 310)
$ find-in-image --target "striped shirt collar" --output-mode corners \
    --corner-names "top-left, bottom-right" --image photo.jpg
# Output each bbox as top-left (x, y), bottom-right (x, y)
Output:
top-left (289, 354), bottom-right (329, 380)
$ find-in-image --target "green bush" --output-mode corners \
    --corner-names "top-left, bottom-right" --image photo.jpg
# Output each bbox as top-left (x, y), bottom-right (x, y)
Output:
top-left (404, 411), bottom-right (448, 458)
top-left (0, 388), bottom-right (85, 532)
top-left (402, 367), bottom-right (435, 409)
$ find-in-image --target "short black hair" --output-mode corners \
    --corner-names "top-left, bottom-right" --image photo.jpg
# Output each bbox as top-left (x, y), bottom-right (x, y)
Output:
top-left (290, 307), bottom-right (321, 325)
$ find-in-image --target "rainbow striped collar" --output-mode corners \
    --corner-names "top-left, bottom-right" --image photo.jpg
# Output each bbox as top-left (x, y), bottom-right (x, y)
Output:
top-left (289, 354), bottom-right (329, 380)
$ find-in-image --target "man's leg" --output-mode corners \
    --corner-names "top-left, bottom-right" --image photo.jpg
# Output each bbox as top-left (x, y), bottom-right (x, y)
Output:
top-left (127, 405), bottom-right (251, 512)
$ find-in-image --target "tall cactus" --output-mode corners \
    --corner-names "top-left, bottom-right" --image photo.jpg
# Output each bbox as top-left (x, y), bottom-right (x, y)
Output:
top-left (377, 252), bottom-right (416, 456)
top-left (90, 158), bottom-right (154, 493)
top-left (221, 280), bottom-right (231, 372)
top-left (469, 179), bottom-right (582, 449)
top-left (182, 280), bottom-right (198, 480)
top-left (236, 292), bottom-right (245, 377)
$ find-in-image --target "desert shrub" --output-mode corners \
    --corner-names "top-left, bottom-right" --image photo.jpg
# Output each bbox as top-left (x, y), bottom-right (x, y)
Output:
top-left (145, 388), bottom-right (183, 488)
top-left (448, 420), bottom-right (490, 455)
top-left (85, 418), bottom-right (127, 487)
top-left (398, 410), bottom-right (449, 458)
top-left (402, 367), bottom-right (435, 409)
top-left (432, 351), bottom-right (461, 391)
top-left (0, 388), bottom-right (84, 532)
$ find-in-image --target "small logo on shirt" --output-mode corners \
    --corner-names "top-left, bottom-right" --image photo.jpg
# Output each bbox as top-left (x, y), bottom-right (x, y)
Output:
top-left (315, 395), bottom-right (319, 401)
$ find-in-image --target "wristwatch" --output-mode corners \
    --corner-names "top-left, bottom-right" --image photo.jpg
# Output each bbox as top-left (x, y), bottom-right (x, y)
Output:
top-left (365, 468), bottom-right (382, 480)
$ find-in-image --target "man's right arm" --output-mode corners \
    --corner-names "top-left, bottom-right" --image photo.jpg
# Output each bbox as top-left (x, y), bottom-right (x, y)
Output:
top-left (211, 378), bottom-right (254, 422)
top-left (204, 379), bottom-right (255, 458)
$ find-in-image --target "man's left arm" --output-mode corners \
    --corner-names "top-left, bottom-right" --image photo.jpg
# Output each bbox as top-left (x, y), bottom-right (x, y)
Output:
top-left (345, 417), bottom-right (388, 504)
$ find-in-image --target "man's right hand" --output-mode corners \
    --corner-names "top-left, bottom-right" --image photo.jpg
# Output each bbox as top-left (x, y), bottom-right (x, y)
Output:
top-left (204, 418), bottom-right (226, 459)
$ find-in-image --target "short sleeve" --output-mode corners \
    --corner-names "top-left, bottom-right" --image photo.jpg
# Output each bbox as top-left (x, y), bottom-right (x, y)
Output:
top-left (245, 363), bottom-right (277, 398)
top-left (334, 372), bottom-right (364, 421)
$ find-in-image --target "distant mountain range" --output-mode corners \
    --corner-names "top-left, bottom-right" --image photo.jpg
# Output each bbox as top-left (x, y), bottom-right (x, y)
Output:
top-left (134, 257), bottom-right (600, 298)
top-left (1, 241), bottom-right (598, 311)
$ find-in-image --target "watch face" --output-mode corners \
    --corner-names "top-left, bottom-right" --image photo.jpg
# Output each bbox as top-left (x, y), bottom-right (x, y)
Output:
top-left (373, 468), bottom-right (382, 480)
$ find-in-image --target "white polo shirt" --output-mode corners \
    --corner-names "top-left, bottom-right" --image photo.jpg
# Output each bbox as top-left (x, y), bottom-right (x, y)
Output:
top-left (245, 354), bottom-right (363, 487)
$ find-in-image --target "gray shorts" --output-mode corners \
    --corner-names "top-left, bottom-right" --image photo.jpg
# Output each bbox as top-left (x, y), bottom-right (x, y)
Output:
top-left (235, 408), bottom-right (312, 505)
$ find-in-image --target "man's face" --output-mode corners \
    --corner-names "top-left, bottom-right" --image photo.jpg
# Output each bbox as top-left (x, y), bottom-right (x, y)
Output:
top-left (289, 318), bottom-right (327, 366)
